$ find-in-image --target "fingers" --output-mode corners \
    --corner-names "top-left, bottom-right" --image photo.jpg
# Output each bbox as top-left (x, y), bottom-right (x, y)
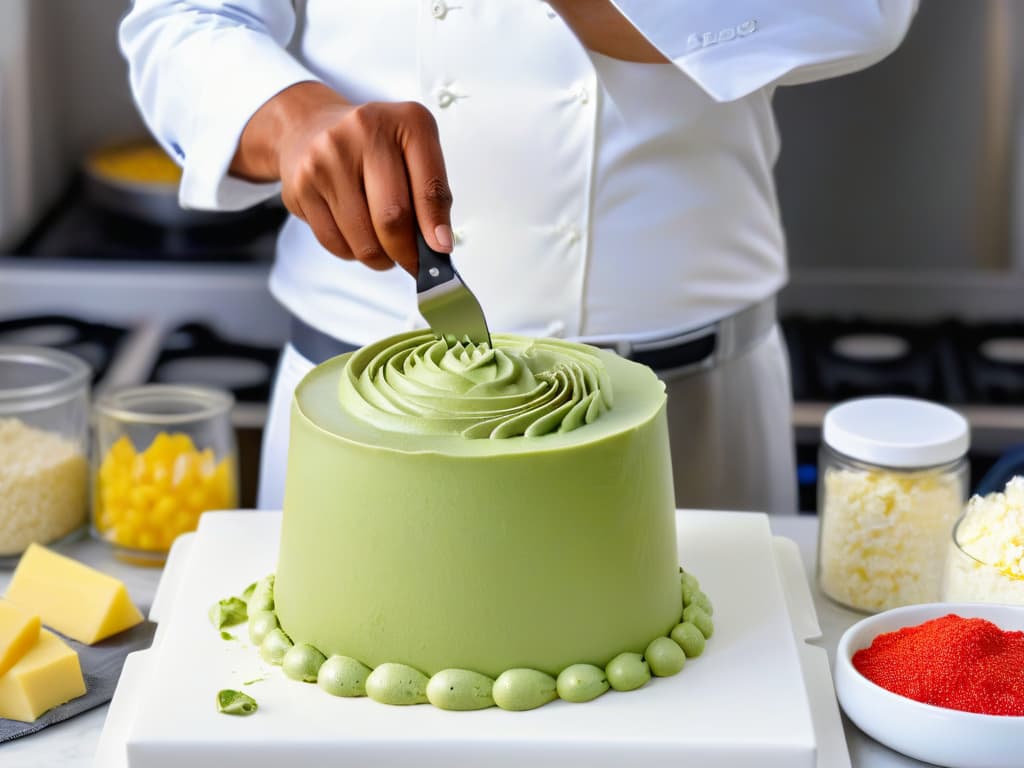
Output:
top-left (321, 177), bottom-right (395, 271)
top-left (396, 102), bottom-right (454, 254)
top-left (287, 187), bottom-right (393, 271)
top-left (293, 195), bottom-right (351, 260)
top-left (362, 146), bottom-right (417, 275)
top-left (279, 99), bottom-right (453, 274)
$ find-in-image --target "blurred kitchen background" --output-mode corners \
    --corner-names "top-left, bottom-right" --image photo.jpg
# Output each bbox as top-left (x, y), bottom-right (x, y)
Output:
top-left (1, 0), bottom-right (1023, 511)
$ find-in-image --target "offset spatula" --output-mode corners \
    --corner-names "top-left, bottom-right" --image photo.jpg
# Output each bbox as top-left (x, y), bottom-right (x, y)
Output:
top-left (416, 229), bottom-right (492, 347)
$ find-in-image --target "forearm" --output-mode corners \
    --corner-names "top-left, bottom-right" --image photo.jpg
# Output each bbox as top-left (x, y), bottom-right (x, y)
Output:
top-left (123, 1), bottom-right (449, 275)
top-left (230, 81), bottom-right (350, 183)
top-left (547, 0), bottom-right (668, 63)
top-left (120, 0), bottom-right (319, 210)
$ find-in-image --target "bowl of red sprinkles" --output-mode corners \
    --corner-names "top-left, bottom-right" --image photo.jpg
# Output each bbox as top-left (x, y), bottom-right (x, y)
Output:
top-left (835, 603), bottom-right (1024, 768)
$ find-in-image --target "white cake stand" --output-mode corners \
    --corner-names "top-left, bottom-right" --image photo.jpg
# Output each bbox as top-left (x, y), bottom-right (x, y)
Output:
top-left (95, 510), bottom-right (851, 768)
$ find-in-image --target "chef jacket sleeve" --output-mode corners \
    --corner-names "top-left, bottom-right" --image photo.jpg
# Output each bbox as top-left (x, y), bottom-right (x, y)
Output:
top-left (609, 1), bottom-right (918, 102)
top-left (119, 1), bottom-right (321, 211)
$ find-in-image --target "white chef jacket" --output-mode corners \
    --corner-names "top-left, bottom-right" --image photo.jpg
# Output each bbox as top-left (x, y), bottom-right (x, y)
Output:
top-left (120, 1), bottom-right (916, 345)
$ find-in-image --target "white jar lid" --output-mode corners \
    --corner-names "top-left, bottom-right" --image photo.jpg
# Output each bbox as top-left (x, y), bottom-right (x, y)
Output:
top-left (823, 396), bottom-right (969, 468)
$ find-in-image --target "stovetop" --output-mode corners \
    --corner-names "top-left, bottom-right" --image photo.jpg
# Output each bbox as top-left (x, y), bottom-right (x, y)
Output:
top-left (0, 314), bottom-right (129, 384)
top-left (147, 323), bottom-right (279, 404)
top-left (780, 315), bottom-right (1024, 405)
top-left (948, 321), bottom-right (1024, 405)
top-left (13, 182), bottom-right (286, 263)
top-left (0, 315), bottom-right (279, 429)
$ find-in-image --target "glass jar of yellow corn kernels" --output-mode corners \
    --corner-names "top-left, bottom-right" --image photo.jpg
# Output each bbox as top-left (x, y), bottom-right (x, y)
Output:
top-left (91, 385), bottom-right (238, 563)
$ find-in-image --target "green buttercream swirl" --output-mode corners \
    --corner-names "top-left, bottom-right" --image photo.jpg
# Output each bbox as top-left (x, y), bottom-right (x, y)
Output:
top-left (338, 332), bottom-right (614, 439)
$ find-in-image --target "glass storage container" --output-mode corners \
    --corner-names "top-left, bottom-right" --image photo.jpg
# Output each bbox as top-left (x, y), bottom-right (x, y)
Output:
top-left (817, 396), bottom-right (969, 613)
top-left (92, 384), bottom-right (238, 563)
top-left (941, 476), bottom-right (1024, 605)
top-left (0, 346), bottom-right (91, 563)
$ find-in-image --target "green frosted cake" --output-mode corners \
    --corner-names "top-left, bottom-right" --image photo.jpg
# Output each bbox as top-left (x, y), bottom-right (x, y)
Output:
top-left (254, 332), bottom-right (713, 711)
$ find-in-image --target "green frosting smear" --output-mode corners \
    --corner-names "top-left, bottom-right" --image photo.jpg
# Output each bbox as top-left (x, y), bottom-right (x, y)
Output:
top-left (216, 689), bottom-right (257, 716)
top-left (338, 332), bottom-right (614, 439)
top-left (209, 597), bottom-right (248, 629)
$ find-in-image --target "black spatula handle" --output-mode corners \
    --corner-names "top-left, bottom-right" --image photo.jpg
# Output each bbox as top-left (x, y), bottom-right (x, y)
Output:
top-left (416, 230), bottom-right (455, 292)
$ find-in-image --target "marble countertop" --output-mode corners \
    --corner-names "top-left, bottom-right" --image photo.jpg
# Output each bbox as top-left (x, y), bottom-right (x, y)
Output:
top-left (1, 516), bottom-right (935, 768)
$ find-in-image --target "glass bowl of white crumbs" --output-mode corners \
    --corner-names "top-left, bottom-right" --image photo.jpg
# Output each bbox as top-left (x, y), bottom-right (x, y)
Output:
top-left (942, 476), bottom-right (1024, 605)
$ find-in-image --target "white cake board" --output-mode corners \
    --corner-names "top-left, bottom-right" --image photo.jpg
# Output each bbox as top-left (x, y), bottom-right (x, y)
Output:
top-left (94, 510), bottom-right (851, 768)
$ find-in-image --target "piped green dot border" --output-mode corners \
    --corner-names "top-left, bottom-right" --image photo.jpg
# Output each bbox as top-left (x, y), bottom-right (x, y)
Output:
top-left (216, 565), bottom-right (713, 713)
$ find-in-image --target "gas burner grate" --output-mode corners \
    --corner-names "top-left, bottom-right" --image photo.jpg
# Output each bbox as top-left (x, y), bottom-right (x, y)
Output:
top-left (781, 316), bottom-right (966, 404)
top-left (949, 322), bottom-right (1024, 405)
top-left (148, 323), bottom-right (280, 403)
top-left (0, 314), bottom-right (129, 383)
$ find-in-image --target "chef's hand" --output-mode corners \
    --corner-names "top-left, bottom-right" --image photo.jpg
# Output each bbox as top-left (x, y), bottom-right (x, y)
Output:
top-left (230, 81), bottom-right (453, 274)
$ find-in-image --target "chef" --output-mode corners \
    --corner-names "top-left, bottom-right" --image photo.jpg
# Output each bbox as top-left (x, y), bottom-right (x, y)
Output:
top-left (120, 1), bottom-right (917, 514)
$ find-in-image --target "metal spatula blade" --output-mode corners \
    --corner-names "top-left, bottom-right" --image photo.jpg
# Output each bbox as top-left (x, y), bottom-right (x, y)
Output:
top-left (416, 230), bottom-right (492, 347)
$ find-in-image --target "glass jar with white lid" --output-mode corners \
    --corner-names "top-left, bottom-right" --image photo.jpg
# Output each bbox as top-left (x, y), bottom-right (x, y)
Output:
top-left (817, 396), bottom-right (969, 613)
top-left (0, 346), bottom-right (92, 563)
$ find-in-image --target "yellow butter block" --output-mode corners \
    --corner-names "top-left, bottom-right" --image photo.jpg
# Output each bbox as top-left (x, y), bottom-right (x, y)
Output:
top-left (0, 629), bottom-right (86, 722)
top-left (4, 543), bottom-right (143, 645)
top-left (0, 600), bottom-right (41, 677)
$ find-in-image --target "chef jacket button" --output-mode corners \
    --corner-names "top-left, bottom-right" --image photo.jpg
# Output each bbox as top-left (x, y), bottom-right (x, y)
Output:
top-left (437, 89), bottom-right (455, 108)
top-left (574, 85), bottom-right (589, 104)
top-left (566, 226), bottom-right (581, 243)
top-left (453, 228), bottom-right (465, 244)
top-left (431, 1), bottom-right (448, 19)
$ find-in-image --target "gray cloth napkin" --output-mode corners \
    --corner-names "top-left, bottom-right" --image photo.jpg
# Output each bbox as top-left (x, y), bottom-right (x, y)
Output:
top-left (0, 614), bottom-right (156, 743)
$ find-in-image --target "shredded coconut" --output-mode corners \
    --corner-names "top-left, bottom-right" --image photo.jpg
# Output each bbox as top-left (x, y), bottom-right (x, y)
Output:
top-left (0, 418), bottom-right (88, 556)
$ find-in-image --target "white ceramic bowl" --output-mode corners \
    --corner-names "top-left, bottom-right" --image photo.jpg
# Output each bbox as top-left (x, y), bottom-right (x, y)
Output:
top-left (835, 602), bottom-right (1024, 768)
